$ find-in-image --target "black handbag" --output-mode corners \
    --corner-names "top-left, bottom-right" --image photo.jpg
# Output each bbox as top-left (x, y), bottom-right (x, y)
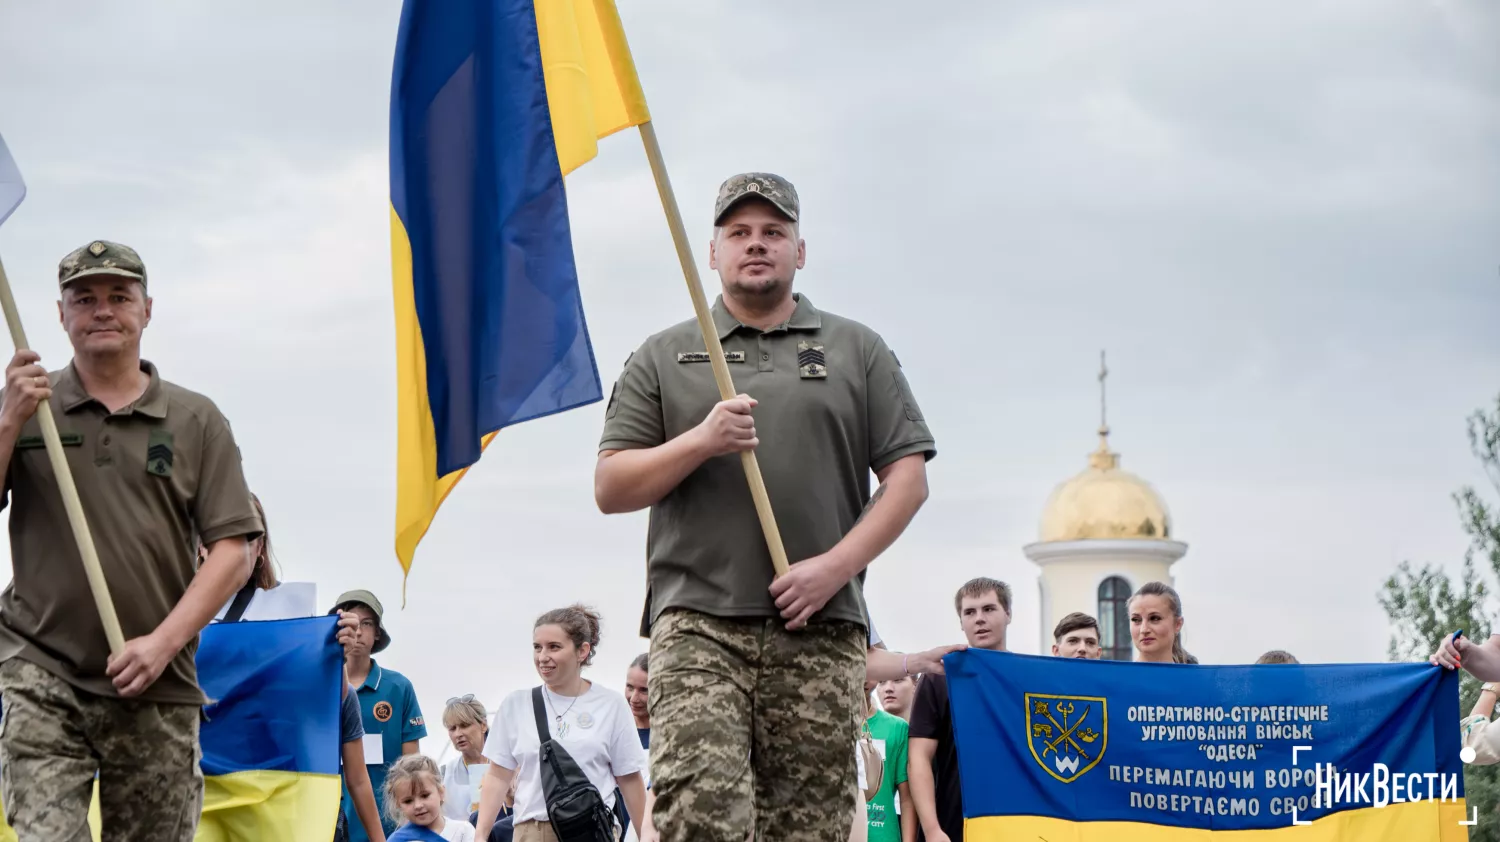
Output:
top-left (531, 687), bottom-right (618, 842)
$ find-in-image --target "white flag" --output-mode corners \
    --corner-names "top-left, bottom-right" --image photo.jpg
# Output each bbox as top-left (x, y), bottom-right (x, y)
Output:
top-left (0, 133), bottom-right (25, 227)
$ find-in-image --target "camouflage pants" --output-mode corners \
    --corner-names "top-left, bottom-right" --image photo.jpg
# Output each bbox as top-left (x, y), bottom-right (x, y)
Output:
top-left (647, 609), bottom-right (864, 842)
top-left (0, 658), bottom-right (202, 841)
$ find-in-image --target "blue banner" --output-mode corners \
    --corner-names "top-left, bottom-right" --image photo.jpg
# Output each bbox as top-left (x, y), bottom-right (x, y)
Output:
top-left (947, 651), bottom-right (1467, 840)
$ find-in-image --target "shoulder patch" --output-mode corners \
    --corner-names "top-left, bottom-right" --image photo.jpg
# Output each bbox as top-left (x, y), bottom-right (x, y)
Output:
top-left (410, 715), bottom-right (425, 727)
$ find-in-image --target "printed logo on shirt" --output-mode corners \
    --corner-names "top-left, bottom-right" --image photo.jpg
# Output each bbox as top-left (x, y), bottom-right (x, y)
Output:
top-left (410, 715), bottom-right (424, 727)
top-left (373, 701), bottom-right (394, 723)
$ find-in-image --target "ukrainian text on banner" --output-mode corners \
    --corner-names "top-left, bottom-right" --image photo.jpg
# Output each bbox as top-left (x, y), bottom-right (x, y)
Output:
top-left (946, 651), bottom-right (1467, 841)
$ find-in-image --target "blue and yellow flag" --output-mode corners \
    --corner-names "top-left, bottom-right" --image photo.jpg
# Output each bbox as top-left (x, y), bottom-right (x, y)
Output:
top-left (390, 0), bottom-right (651, 576)
top-left (947, 651), bottom-right (1468, 840)
top-left (80, 617), bottom-right (343, 840)
top-left (193, 616), bottom-right (344, 840)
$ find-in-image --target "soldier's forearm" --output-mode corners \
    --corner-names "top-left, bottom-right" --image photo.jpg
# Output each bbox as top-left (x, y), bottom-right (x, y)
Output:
top-left (156, 535), bottom-right (251, 650)
top-left (829, 454), bottom-right (928, 580)
top-left (0, 415), bottom-right (23, 497)
top-left (595, 430), bottom-right (715, 514)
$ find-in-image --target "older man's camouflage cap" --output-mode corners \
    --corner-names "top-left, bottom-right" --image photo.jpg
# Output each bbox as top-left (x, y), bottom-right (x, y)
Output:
top-left (713, 172), bottom-right (799, 225)
top-left (57, 240), bottom-right (147, 290)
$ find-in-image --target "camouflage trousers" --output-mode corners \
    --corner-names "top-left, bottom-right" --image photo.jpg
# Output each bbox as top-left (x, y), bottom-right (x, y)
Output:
top-left (0, 658), bottom-right (202, 842)
top-left (647, 609), bottom-right (865, 842)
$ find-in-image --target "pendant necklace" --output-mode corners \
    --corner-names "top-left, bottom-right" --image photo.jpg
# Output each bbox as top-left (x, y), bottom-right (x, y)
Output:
top-left (544, 684), bottom-right (581, 738)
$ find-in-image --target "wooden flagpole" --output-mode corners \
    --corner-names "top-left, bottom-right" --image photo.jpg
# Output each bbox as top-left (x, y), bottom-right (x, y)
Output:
top-left (636, 121), bottom-right (790, 577)
top-left (0, 254), bottom-right (126, 654)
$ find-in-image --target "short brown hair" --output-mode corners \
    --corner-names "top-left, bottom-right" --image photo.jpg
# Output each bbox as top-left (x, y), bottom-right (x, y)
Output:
top-left (1053, 612), bottom-right (1099, 642)
top-left (954, 577), bottom-right (1012, 616)
top-left (1255, 650), bottom-right (1299, 665)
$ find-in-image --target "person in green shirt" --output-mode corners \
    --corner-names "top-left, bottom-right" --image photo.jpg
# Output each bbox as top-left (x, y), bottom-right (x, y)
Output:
top-left (863, 685), bottom-right (914, 842)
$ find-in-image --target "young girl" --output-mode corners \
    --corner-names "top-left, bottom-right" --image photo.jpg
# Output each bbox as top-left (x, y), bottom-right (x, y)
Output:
top-left (475, 604), bottom-right (648, 841)
top-left (385, 754), bottom-right (475, 842)
top-left (1128, 581), bottom-right (1198, 664)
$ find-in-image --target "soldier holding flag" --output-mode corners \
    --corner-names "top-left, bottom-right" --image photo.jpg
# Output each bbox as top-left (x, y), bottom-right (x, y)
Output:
top-left (595, 173), bottom-right (936, 841)
top-left (0, 241), bottom-right (261, 839)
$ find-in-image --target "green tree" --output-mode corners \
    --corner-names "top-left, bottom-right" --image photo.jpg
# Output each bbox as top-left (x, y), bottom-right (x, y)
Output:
top-left (1381, 393), bottom-right (1500, 838)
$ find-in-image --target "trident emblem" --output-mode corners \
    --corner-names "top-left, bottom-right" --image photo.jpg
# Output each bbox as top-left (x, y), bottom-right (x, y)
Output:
top-left (1026, 693), bottom-right (1108, 783)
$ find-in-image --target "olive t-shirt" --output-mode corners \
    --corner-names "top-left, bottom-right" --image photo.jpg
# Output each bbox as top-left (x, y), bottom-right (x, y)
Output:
top-left (0, 361), bottom-right (261, 705)
top-left (599, 294), bottom-right (935, 632)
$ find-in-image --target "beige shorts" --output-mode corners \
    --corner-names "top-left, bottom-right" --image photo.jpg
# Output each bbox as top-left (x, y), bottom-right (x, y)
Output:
top-left (513, 819), bottom-right (561, 842)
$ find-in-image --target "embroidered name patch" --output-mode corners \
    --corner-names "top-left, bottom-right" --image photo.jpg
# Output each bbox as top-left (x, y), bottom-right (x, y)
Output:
top-left (677, 351), bottom-right (745, 363)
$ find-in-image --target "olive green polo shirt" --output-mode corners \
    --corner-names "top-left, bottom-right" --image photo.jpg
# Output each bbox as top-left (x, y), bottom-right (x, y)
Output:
top-left (0, 360), bottom-right (261, 705)
top-left (600, 293), bottom-right (935, 633)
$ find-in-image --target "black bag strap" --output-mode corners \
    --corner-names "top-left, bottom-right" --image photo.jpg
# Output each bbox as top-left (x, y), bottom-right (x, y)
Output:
top-left (532, 686), bottom-right (551, 745)
top-left (221, 579), bottom-right (258, 623)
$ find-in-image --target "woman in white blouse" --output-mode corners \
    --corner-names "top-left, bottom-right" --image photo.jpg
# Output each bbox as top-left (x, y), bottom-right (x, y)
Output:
top-left (475, 604), bottom-right (647, 841)
top-left (441, 695), bottom-right (496, 822)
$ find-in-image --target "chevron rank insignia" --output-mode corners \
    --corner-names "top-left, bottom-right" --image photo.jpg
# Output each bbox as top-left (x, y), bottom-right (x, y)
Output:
top-left (797, 341), bottom-right (827, 379)
top-left (146, 429), bottom-right (174, 477)
top-left (677, 351), bottom-right (745, 363)
top-left (1026, 693), bottom-right (1107, 783)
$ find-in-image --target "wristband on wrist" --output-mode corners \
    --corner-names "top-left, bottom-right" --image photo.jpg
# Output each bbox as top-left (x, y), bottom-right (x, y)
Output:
top-left (1482, 683), bottom-right (1497, 694)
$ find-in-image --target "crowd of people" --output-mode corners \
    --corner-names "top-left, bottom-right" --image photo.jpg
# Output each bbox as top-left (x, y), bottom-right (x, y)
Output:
top-left (0, 170), bottom-right (1474, 842)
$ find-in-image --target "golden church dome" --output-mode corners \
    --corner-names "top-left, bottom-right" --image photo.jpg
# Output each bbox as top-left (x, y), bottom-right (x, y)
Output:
top-left (1038, 432), bottom-right (1172, 542)
top-left (1038, 353), bottom-right (1171, 542)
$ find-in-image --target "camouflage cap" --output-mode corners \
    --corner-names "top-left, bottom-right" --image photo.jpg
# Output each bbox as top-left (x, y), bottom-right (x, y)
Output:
top-left (57, 240), bottom-right (147, 290)
top-left (713, 172), bottom-right (799, 225)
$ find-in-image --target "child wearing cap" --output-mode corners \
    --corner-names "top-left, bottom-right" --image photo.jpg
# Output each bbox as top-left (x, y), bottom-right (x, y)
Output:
top-left (333, 589), bottom-right (429, 842)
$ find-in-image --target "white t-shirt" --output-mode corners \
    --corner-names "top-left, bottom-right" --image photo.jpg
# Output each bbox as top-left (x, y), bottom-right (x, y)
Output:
top-left (435, 818), bottom-right (475, 841)
top-left (441, 758), bottom-right (491, 820)
top-left (483, 683), bottom-right (647, 824)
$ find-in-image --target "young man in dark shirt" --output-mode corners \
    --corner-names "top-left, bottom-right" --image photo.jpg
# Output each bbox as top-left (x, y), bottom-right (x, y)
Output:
top-left (908, 577), bottom-right (1013, 842)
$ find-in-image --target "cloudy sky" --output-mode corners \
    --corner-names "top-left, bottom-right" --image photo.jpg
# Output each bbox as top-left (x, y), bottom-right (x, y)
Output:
top-left (1, 1), bottom-right (1496, 757)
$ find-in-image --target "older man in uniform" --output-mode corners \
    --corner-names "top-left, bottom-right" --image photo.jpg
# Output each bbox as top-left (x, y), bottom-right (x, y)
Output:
top-left (0, 240), bottom-right (261, 840)
top-left (596, 173), bottom-right (935, 842)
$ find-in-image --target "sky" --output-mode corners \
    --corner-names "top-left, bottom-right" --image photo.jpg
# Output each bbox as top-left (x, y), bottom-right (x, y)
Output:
top-left (0, 0), bottom-right (1497, 759)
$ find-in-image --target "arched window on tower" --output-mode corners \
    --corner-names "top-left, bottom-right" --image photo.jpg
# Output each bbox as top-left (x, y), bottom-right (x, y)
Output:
top-left (1098, 576), bottom-right (1132, 661)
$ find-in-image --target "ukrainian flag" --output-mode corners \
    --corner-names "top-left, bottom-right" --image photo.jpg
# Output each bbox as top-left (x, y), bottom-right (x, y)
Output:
top-left (83, 617), bottom-right (344, 841)
top-left (193, 616), bottom-right (344, 840)
top-left (390, 0), bottom-right (651, 575)
top-left (947, 651), bottom-right (1468, 840)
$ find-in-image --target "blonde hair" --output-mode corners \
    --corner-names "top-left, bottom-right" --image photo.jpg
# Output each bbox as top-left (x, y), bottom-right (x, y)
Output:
top-left (382, 754), bottom-right (444, 826)
top-left (443, 696), bottom-right (488, 731)
top-left (1129, 582), bottom-right (1197, 664)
